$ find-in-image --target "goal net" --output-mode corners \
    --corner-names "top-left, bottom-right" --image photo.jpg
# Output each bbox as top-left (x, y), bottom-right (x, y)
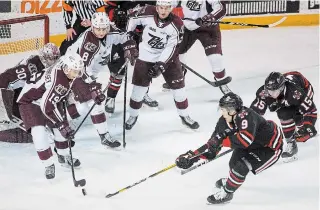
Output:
top-left (0, 14), bottom-right (49, 56)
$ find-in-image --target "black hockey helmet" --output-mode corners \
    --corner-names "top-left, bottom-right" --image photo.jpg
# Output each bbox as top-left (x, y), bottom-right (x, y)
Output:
top-left (264, 72), bottom-right (285, 98)
top-left (219, 92), bottom-right (243, 112)
top-left (264, 72), bottom-right (285, 91)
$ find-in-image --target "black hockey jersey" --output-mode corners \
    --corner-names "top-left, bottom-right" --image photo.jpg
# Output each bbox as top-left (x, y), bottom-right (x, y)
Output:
top-left (250, 71), bottom-right (316, 116)
top-left (213, 107), bottom-right (283, 151)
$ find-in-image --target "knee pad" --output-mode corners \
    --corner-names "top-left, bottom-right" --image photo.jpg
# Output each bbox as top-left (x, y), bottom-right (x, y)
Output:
top-left (131, 85), bottom-right (148, 102)
top-left (31, 126), bottom-right (49, 150)
top-left (91, 103), bottom-right (105, 116)
top-left (172, 88), bottom-right (187, 102)
top-left (207, 54), bottom-right (224, 73)
top-left (233, 159), bottom-right (250, 177)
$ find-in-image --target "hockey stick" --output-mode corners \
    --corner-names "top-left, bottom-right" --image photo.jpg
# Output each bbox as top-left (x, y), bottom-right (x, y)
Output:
top-left (181, 63), bottom-right (231, 95)
top-left (181, 149), bottom-right (233, 175)
top-left (183, 17), bottom-right (287, 28)
top-left (181, 63), bottom-right (215, 87)
top-left (105, 163), bottom-right (176, 198)
top-left (105, 151), bottom-right (207, 198)
top-left (122, 66), bottom-right (128, 148)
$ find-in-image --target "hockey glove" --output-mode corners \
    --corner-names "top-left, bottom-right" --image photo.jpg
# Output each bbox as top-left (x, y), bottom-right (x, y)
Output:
top-left (89, 82), bottom-right (105, 105)
top-left (123, 40), bottom-right (139, 66)
top-left (195, 14), bottom-right (216, 27)
top-left (206, 134), bottom-right (224, 158)
top-left (176, 150), bottom-right (200, 169)
top-left (148, 62), bottom-right (166, 78)
top-left (269, 101), bottom-right (281, 112)
top-left (57, 121), bottom-right (74, 140)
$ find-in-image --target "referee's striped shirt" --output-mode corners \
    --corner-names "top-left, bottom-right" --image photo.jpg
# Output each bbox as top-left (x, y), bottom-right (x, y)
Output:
top-left (63, 0), bottom-right (106, 29)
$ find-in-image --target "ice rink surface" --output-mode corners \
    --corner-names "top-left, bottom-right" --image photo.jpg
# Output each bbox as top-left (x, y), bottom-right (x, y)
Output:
top-left (0, 26), bottom-right (319, 210)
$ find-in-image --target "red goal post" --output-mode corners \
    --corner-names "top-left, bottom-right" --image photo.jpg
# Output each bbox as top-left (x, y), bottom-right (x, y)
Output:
top-left (0, 14), bottom-right (49, 55)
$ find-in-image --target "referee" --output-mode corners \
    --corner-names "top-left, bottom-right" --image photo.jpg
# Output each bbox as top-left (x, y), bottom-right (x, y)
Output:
top-left (60, 0), bottom-right (106, 55)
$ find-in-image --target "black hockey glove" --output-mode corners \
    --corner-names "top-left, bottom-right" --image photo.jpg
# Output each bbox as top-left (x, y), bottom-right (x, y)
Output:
top-left (206, 133), bottom-right (224, 159)
top-left (123, 40), bottom-right (139, 66)
top-left (113, 8), bottom-right (128, 30)
top-left (176, 150), bottom-right (200, 169)
top-left (89, 82), bottom-right (105, 105)
top-left (195, 14), bottom-right (217, 27)
top-left (148, 62), bottom-right (166, 78)
top-left (57, 121), bottom-right (74, 140)
top-left (269, 101), bottom-right (281, 112)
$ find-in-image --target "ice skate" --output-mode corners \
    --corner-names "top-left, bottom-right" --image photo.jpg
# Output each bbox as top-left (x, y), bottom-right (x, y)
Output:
top-left (162, 82), bottom-right (170, 92)
top-left (212, 77), bottom-right (232, 94)
top-left (281, 139), bottom-right (298, 162)
top-left (125, 116), bottom-right (138, 130)
top-left (142, 93), bottom-right (159, 108)
top-left (180, 116), bottom-right (199, 130)
top-left (45, 163), bottom-right (55, 179)
top-left (215, 178), bottom-right (227, 189)
top-left (207, 187), bottom-right (233, 204)
top-left (100, 132), bottom-right (121, 148)
top-left (59, 155), bottom-right (81, 168)
top-left (105, 97), bottom-right (115, 114)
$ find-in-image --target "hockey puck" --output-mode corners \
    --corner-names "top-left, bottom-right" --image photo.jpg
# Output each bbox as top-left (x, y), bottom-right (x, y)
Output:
top-left (82, 188), bottom-right (87, 196)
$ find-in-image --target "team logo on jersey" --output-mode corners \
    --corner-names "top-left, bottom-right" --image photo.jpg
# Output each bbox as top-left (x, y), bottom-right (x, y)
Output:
top-left (27, 63), bottom-right (37, 74)
top-left (186, 0), bottom-right (202, 11)
top-left (148, 33), bottom-right (165, 49)
top-left (113, 53), bottom-right (120, 60)
top-left (55, 84), bottom-right (68, 96)
top-left (293, 90), bottom-right (302, 100)
top-left (84, 42), bottom-right (97, 52)
top-left (99, 55), bottom-right (110, 66)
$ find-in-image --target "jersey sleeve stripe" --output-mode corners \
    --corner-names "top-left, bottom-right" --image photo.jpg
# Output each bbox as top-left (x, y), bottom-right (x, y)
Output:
top-left (236, 133), bottom-right (250, 147)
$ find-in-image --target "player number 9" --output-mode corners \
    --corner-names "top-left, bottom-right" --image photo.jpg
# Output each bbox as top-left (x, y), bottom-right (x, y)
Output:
top-left (241, 120), bottom-right (248, 129)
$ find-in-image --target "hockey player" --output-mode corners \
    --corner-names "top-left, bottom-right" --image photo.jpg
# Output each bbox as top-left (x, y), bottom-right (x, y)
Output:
top-left (0, 43), bottom-right (60, 143)
top-left (17, 52), bottom-right (85, 179)
top-left (104, 1), bottom-right (159, 113)
top-left (60, 0), bottom-right (106, 55)
top-left (162, 0), bottom-right (232, 94)
top-left (250, 71), bottom-right (317, 160)
top-left (67, 12), bottom-right (138, 147)
top-left (176, 92), bottom-right (283, 204)
top-left (124, 1), bottom-right (199, 130)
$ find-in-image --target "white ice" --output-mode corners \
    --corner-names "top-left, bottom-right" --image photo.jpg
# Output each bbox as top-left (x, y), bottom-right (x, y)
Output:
top-left (0, 26), bottom-right (319, 210)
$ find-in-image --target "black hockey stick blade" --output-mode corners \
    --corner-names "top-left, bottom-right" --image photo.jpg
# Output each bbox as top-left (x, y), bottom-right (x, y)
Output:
top-left (183, 17), bottom-right (287, 28)
top-left (105, 192), bottom-right (119, 198)
top-left (74, 179), bottom-right (86, 187)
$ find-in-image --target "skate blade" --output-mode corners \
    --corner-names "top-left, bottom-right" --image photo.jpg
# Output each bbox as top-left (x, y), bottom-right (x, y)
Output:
top-left (103, 145), bottom-right (122, 151)
top-left (206, 201), bottom-right (231, 205)
top-left (182, 124), bottom-right (200, 132)
top-left (60, 163), bottom-right (82, 169)
top-left (282, 155), bottom-right (298, 163)
top-left (162, 88), bottom-right (171, 92)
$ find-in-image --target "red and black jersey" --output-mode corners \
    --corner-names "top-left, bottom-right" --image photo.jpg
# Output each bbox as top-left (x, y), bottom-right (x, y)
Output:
top-left (250, 71), bottom-right (316, 117)
top-left (213, 107), bottom-right (283, 151)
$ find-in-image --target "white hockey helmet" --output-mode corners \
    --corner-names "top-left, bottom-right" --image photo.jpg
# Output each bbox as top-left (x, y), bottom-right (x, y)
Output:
top-left (91, 12), bottom-right (111, 30)
top-left (61, 52), bottom-right (84, 78)
top-left (156, 0), bottom-right (172, 7)
top-left (39, 43), bottom-right (60, 67)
